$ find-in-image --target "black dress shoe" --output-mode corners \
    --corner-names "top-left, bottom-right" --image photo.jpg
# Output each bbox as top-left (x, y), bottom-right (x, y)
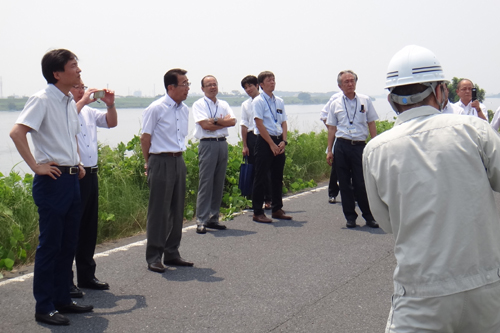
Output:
top-left (196, 225), bottom-right (207, 234)
top-left (78, 278), bottom-right (109, 290)
top-left (346, 220), bottom-right (357, 228)
top-left (206, 222), bottom-right (227, 230)
top-left (148, 262), bottom-right (166, 273)
top-left (164, 258), bottom-right (194, 267)
top-left (70, 284), bottom-right (84, 298)
top-left (56, 301), bottom-right (94, 314)
top-left (35, 311), bottom-right (70, 326)
top-left (365, 220), bottom-right (379, 228)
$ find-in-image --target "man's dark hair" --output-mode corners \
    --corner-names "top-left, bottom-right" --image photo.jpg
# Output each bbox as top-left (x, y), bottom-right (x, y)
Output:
top-left (41, 49), bottom-right (78, 84)
top-left (257, 71), bottom-right (274, 85)
top-left (241, 75), bottom-right (258, 89)
top-left (164, 68), bottom-right (187, 91)
top-left (201, 75), bottom-right (216, 87)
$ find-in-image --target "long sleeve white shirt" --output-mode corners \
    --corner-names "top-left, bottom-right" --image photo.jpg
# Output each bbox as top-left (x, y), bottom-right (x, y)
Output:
top-left (363, 106), bottom-right (500, 298)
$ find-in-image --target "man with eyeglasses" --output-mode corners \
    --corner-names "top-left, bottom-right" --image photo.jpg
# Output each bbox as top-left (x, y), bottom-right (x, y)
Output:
top-left (140, 68), bottom-right (194, 273)
top-left (326, 70), bottom-right (379, 229)
top-left (192, 75), bottom-right (236, 234)
top-left (68, 79), bottom-right (116, 297)
top-left (453, 79), bottom-right (487, 120)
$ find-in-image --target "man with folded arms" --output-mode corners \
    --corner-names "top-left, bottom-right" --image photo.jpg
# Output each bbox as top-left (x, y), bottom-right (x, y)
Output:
top-left (192, 75), bottom-right (236, 234)
top-left (68, 79), bottom-right (117, 297)
top-left (10, 49), bottom-right (93, 326)
top-left (141, 68), bottom-right (194, 273)
top-left (251, 71), bottom-right (292, 223)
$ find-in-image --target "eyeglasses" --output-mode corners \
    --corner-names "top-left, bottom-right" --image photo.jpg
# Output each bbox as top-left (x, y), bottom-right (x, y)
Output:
top-left (175, 82), bottom-right (191, 88)
top-left (72, 85), bottom-right (88, 90)
top-left (204, 83), bottom-right (218, 88)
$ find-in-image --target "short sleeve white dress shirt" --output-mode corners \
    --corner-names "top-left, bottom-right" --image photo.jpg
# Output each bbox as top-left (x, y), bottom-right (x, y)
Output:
top-left (78, 105), bottom-right (109, 167)
top-left (16, 84), bottom-right (80, 166)
top-left (240, 97), bottom-right (255, 132)
top-left (252, 92), bottom-right (287, 136)
top-left (326, 92), bottom-right (379, 141)
top-left (192, 96), bottom-right (235, 139)
top-left (454, 100), bottom-right (487, 119)
top-left (141, 94), bottom-right (189, 153)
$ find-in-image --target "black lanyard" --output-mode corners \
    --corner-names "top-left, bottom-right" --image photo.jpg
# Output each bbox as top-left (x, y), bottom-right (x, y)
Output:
top-left (343, 96), bottom-right (357, 125)
top-left (204, 99), bottom-right (218, 119)
top-left (263, 94), bottom-right (278, 124)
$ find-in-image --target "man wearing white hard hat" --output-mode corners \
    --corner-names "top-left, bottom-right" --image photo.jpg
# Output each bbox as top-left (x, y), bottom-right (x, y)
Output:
top-left (363, 45), bottom-right (500, 332)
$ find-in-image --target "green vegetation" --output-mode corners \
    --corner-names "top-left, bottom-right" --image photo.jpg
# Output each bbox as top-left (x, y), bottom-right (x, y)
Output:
top-left (0, 120), bottom-right (396, 276)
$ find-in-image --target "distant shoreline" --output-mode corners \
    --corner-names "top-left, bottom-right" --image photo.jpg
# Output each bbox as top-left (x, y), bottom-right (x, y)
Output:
top-left (0, 93), bottom-right (338, 111)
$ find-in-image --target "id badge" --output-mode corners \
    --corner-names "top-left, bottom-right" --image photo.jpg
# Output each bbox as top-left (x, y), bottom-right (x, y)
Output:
top-left (347, 125), bottom-right (357, 134)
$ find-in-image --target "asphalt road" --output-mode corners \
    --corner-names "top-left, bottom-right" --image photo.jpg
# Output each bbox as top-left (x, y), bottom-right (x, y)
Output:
top-left (1, 184), bottom-right (398, 333)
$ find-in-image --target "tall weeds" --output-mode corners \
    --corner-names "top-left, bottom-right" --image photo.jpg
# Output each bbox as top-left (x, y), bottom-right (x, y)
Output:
top-left (0, 120), bottom-right (395, 274)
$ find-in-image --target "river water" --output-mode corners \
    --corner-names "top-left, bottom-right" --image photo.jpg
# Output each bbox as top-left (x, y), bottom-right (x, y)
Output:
top-left (2, 97), bottom-right (500, 175)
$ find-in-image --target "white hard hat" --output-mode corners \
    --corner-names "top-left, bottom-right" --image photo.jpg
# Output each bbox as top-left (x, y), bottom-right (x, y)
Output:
top-left (385, 45), bottom-right (448, 89)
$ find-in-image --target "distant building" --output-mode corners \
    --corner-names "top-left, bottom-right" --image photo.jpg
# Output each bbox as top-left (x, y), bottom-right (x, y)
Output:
top-left (133, 90), bottom-right (142, 97)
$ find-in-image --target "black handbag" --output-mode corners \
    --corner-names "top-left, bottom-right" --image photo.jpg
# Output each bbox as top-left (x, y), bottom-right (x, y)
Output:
top-left (238, 156), bottom-right (254, 196)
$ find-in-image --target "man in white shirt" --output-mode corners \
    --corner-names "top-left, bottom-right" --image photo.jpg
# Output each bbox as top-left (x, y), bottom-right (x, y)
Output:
top-left (326, 70), bottom-right (379, 229)
top-left (453, 79), bottom-right (487, 120)
top-left (441, 85), bottom-right (460, 114)
top-left (364, 45), bottom-right (500, 332)
top-left (192, 76), bottom-right (236, 234)
top-left (490, 106), bottom-right (500, 131)
top-left (68, 80), bottom-right (117, 296)
top-left (10, 49), bottom-right (93, 326)
top-left (320, 92), bottom-right (342, 203)
top-left (140, 69), bottom-right (194, 273)
top-left (240, 75), bottom-right (272, 206)
top-left (251, 71), bottom-right (292, 223)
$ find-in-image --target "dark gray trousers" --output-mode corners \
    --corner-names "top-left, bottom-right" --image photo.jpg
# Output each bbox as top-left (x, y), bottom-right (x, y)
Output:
top-left (196, 140), bottom-right (228, 226)
top-left (146, 154), bottom-right (186, 264)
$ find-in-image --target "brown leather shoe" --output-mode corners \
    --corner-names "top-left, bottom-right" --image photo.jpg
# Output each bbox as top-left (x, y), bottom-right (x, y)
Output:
top-left (253, 214), bottom-right (272, 223)
top-left (272, 209), bottom-right (292, 220)
top-left (148, 262), bottom-right (166, 273)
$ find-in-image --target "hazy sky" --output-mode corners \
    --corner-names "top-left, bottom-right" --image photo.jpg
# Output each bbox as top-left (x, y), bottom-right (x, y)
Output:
top-left (1, 0), bottom-right (499, 98)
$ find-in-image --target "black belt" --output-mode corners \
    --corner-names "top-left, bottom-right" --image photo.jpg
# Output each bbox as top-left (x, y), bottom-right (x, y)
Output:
top-left (57, 166), bottom-right (79, 174)
top-left (151, 152), bottom-right (183, 157)
top-left (337, 137), bottom-right (366, 146)
top-left (200, 137), bottom-right (226, 142)
top-left (258, 134), bottom-right (283, 141)
top-left (84, 166), bottom-right (99, 174)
